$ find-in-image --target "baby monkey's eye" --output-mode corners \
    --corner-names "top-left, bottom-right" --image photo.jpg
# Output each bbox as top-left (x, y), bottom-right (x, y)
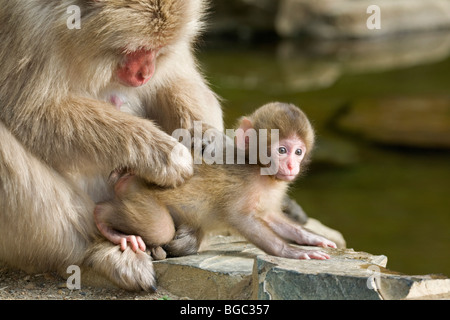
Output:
top-left (295, 149), bottom-right (303, 156)
top-left (278, 147), bottom-right (287, 154)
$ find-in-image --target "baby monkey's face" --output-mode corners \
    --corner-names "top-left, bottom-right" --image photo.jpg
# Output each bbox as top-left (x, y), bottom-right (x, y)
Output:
top-left (271, 135), bottom-right (307, 182)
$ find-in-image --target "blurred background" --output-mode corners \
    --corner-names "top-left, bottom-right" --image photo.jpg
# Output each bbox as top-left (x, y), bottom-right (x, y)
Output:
top-left (199, 0), bottom-right (450, 276)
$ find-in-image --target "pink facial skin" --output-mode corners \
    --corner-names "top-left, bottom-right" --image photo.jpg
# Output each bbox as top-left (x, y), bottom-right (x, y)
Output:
top-left (272, 136), bottom-right (306, 182)
top-left (117, 48), bottom-right (158, 87)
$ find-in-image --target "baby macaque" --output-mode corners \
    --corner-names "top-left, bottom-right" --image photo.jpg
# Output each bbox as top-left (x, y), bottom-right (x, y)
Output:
top-left (95, 102), bottom-right (337, 262)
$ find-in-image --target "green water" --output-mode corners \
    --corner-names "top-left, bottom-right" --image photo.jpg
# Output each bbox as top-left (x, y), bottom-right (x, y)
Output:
top-left (199, 39), bottom-right (450, 276)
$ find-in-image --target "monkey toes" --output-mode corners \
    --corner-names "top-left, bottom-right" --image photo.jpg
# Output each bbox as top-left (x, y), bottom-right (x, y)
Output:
top-left (118, 248), bottom-right (158, 291)
top-left (85, 241), bottom-right (158, 292)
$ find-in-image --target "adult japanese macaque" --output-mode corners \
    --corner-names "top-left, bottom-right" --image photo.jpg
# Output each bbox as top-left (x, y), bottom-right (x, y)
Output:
top-left (0, 0), bottom-right (222, 291)
top-left (95, 103), bottom-right (337, 271)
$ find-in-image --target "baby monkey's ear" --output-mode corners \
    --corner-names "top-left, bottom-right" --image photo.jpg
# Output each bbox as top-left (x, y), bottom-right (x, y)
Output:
top-left (236, 117), bottom-right (254, 150)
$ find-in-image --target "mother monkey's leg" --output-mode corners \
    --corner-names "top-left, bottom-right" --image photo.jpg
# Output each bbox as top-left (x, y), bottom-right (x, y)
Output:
top-left (0, 122), bottom-right (156, 291)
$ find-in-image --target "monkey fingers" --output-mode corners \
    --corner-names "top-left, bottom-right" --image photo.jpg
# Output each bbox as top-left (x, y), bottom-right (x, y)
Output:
top-left (101, 225), bottom-right (146, 253)
top-left (282, 244), bottom-right (331, 260)
top-left (295, 248), bottom-right (330, 260)
top-left (317, 239), bottom-right (338, 249)
top-left (304, 234), bottom-right (337, 249)
top-left (118, 235), bottom-right (146, 253)
top-left (94, 212), bottom-right (146, 252)
top-left (293, 228), bottom-right (338, 249)
top-left (305, 250), bottom-right (331, 260)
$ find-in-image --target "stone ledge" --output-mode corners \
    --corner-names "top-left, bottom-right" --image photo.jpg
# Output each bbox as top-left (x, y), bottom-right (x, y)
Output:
top-left (154, 235), bottom-right (450, 300)
top-left (208, 0), bottom-right (450, 40)
top-left (154, 238), bottom-right (258, 300)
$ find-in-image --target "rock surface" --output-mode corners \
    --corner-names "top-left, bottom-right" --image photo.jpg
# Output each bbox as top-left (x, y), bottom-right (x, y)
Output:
top-left (2, 233), bottom-right (449, 300)
top-left (154, 217), bottom-right (347, 299)
top-left (276, 0), bottom-right (450, 39)
top-left (334, 97), bottom-right (450, 149)
top-left (155, 238), bottom-right (256, 300)
top-left (208, 0), bottom-right (278, 39)
top-left (255, 249), bottom-right (388, 300)
top-left (155, 235), bottom-right (450, 300)
top-left (255, 253), bottom-right (450, 300)
top-left (208, 0), bottom-right (450, 39)
top-left (275, 31), bottom-right (450, 92)
top-left (0, 261), bottom-right (178, 300)
top-left (205, 31), bottom-right (450, 94)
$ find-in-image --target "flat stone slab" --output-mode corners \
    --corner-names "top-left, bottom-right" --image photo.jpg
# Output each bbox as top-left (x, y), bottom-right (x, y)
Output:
top-left (254, 248), bottom-right (388, 300)
top-left (155, 236), bottom-right (450, 300)
top-left (154, 239), bottom-right (257, 299)
top-left (255, 254), bottom-right (450, 300)
top-left (155, 235), bottom-right (450, 300)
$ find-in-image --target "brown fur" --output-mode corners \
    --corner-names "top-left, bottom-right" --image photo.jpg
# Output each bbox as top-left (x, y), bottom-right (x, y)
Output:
top-left (0, 0), bottom-right (222, 291)
top-left (242, 102), bottom-right (315, 155)
top-left (96, 103), bottom-right (336, 289)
